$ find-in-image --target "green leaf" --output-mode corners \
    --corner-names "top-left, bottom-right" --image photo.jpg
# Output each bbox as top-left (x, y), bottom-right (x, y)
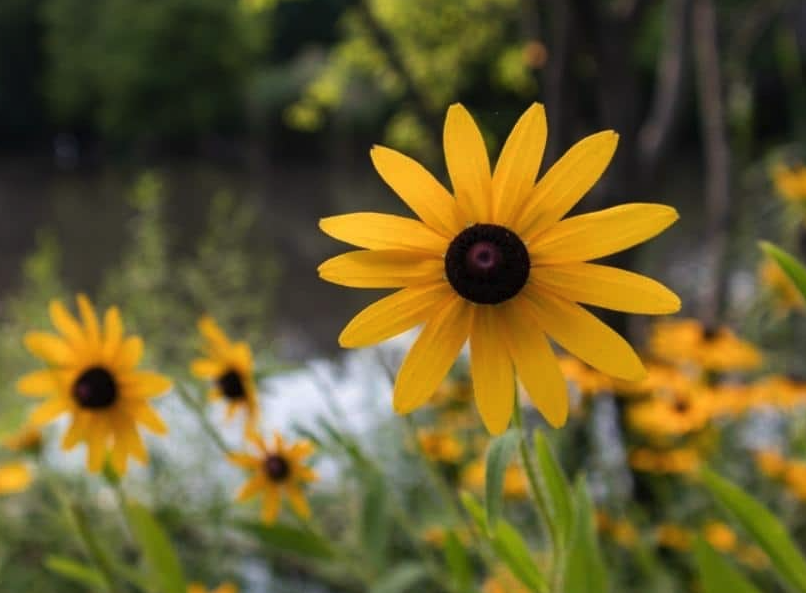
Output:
top-left (695, 539), bottom-right (762, 593)
top-left (485, 429), bottom-right (519, 530)
top-left (369, 562), bottom-right (428, 593)
top-left (237, 520), bottom-right (335, 560)
top-left (361, 469), bottom-right (390, 570)
top-left (564, 478), bottom-right (608, 593)
top-left (533, 431), bottom-right (573, 544)
top-left (125, 502), bottom-right (186, 593)
top-left (444, 531), bottom-right (473, 593)
top-left (461, 492), bottom-right (547, 593)
top-left (45, 556), bottom-right (106, 589)
top-left (759, 241), bottom-right (806, 300)
top-left (702, 469), bottom-right (806, 592)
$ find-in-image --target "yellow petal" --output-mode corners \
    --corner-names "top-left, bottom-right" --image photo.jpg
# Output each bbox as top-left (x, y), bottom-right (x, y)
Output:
top-left (24, 332), bottom-right (76, 366)
top-left (191, 358), bottom-right (224, 379)
top-left (320, 213), bottom-right (449, 254)
top-left (370, 145), bottom-right (462, 237)
top-left (62, 413), bottom-right (91, 450)
top-left (469, 306), bottom-right (515, 435)
top-left (500, 299), bottom-right (568, 427)
top-left (261, 487), bottom-right (281, 524)
top-left (492, 103), bottom-right (547, 226)
top-left (231, 343), bottom-right (253, 372)
top-left (111, 413), bottom-right (147, 463)
top-left (444, 103), bottom-right (492, 223)
top-left (30, 396), bottom-right (71, 425)
top-left (127, 402), bottom-right (168, 434)
top-left (339, 283), bottom-right (453, 348)
top-left (531, 263), bottom-right (681, 314)
top-left (516, 130), bottom-right (618, 237)
top-left (0, 463), bottom-right (33, 495)
top-left (101, 307), bottom-right (124, 363)
top-left (120, 371), bottom-right (172, 399)
top-left (115, 336), bottom-right (144, 370)
top-left (530, 204), bottom-right (679, 264)
top-left (49, 300), bottom-right (86, 350)
top-left (17, 370), bottom-right (58, 396)
top-left (286, 486), bottom-right (311, 519)
top-left (522, 286), bottom-right (646, 381)
top-left (318, 250), bottom-right (444, 288)
top-left (393, 297), bottom-right (473, 414)
top-left (198, 315), bottom-right (232, 351)
top-left (237, 475), bottom-right (266, 501)
top-left (86, 420), bottom-right (109, 473)
top-left (289, 440), bottom-right (314, 459)
top-left (77, 294), bottom-right (101, 349)
top-left (110, 436), bottom-right (129, 476)
top-left (229, 452), bottom-right (261, 469)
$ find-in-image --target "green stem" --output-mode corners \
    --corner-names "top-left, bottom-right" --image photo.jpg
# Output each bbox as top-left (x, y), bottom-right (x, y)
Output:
top-left (175, 380), bottom-right (231, 456)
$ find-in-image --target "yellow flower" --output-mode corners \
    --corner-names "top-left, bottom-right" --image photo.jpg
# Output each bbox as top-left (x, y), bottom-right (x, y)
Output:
top-left (483, 566), bottom-right (531, 593)
top-left (0, 462), bottom-right (33, 495)
top-left (655, 523), bottom-right (693, 551)
top-left (417, 429), bottom-right (464, 463)
top-left (557, 356), bottom-right (612, 396)
top-left (759, 259), bottom-right (805, 313)
top-left (191, 316), bottom-right (259, 425)
top-left (18, 295), bottom-right (171, 475)
top-left (784, 461), bottom-right (806, 500)
top-left (649, 318), bottom-right (761, 372)
top-left (461, 457), bottom-right (528, 499)
top-left (772, 164), bottom-right (806, 202)
top-left (629, 447), bottom-right (701, 475)
top-left (609, 518), bottom-right (639, 548)
top-left (319, 103), bottom-right (680, 433)
top-left (613, 363), bottom-right (692, 397)
top-left (736, 545), bottom-right (769, 570)
top-left (230, 430), bottom-right (318, 524)
top-left (188, 584), bottom-right (238, 593)
top-left (754, 449), bottom-right (787, 479)
top-left (2, 424), bottom-right (42, 454)
top-left (708, 383), bottom-right (755, 417)
top-left (627, 390), bottom-right (711, 437)
top-left (752, 375), bottom-right (806, 410)
top-left (703, 521), bottom-right (737, 553)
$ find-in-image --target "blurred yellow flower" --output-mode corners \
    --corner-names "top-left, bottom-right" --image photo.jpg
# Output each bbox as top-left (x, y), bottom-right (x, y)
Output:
top-left (483, 566), bottom-right (531, 593)
top-left (627, 391), bottom-right (711, 437)
top-left (191, 316), bottom-right (259, 426)
top-left (759, 259), bottom-right (805, 313)
top-left (0, 462), bottom-right (33, 495)
top-left (752, 375), bottom-right (806, 410)
top-left (558, 356), bottom-right (611, 396)
top-left (754, 449), bottom-right (787, 479)
top-left (708, 383), bottom-right (755, 417)
top-left (650, 319), bottom-right (761, 371)
top-left (613, 362), bottom-right (692, 397)
top-left (319, 102), bottom-right (679, 434)
top-left (430, 377), bottom-right (473, 407)
top-left (772, 163), bottom-right (806, 202)
top-left (18, 295), bottom-right (171, 475)
top-left (188, 583), bottom-right (237, 593)
top-left (230, 430), bottom-right (318, 524)
top-left (736, 545), bottom-right (770, 569)
top-left (655, 523), bottom-right (693, 551)
top-left (597, 511), bottom-right (639, 548)
top-left (421, 525), bottom-right (471, 548)
top-left (2, 424), bottom-right (42, 454)
top-left (703, 521), bottom-right (737, 552)
top-left (784, 461), bottom-right (806, 500)
top-left (462, 458), bottom-right (528, 499)
top-left (417, 429), bottom-right (464, 463)
top-left (629, 447), bottom-right (701, 475)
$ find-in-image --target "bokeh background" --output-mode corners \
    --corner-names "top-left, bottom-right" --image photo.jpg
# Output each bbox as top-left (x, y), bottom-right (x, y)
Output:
top-left (3, 0), bottom-right (806, 591)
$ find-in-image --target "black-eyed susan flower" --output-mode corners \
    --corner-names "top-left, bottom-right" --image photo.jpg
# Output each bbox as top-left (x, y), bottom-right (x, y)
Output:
top-left (755, 449), bottom-right (787, 479)
top-left (627, 390), bottom-right (711, 437)
top-left (191, 316), bottom-right (259, 425)
top-left (188, 583), bottom-right (237, 593)
top-left (417, 428), bottom-right (464, 463)
top-left (0, 462), bottom-right (33, 495)
top-left (461, 457), bottom-right (528, 499)
top-left (784, 461), bottom-right (806, 500)
top-left (772, 163), bottom-right (806, 202)
top-left (655, 523), bottom-right (693, 551)
top-left (2, 423), bottom-right (42, 454)
top-left (17, 295), bottom-right (171, 475)
top-left (703, 521), bottom-right (738, 553)
top-left (759, 258), bottom-right (805, 313)
top-left (319, 103), bottom-right (680, 433)
top-left (230, 430), bottom-right (317, 524)
top-left (629, 447), bottom-right (701, 475)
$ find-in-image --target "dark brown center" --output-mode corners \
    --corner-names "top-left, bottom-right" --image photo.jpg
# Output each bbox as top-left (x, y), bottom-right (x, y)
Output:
top-left (217, 369), bottom-right (246, 400)
top-left (264, 454), bottom-right (291, 482)
top-left (72, 367), bottom-right (118, 409)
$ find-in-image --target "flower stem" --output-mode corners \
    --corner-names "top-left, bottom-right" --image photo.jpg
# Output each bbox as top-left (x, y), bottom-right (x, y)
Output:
top-left (175, 380), bottom-right (231, 456)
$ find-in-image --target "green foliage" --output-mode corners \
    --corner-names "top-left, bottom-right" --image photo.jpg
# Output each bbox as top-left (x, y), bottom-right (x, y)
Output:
top-left (443, 531), bottom-right (473, 593)
top-left (44, 556), bottom-right (106, 590)
top-left (695, 539), bottom-right (762, 593)
top-left (563, 479), bottom-right (608, 593)
top-left (125, 501), bottom-right (187, 593)
top-left (484, 428), bottom-right (519, 531)
top-left (759, 241), bottom-right (806, 303)
top-left (369, 563), bottom-right (428, 593)
top-left (237, 521), bottom-right (336, 560)
top-left (533, 431), bottom-right (573, 547)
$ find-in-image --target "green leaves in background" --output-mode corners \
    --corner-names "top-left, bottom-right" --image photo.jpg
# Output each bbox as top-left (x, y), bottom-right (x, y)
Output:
top-left (695, 539), bottom-right (762, 593)
top-left (125, 502), bottom-right (186, 593)
top-left (45, 556), bottom-right (106, 590)
top-left (361, 468), bottom-right (391, 571)
top-left (368, 562), bottom-right (428, 593)
top-left (563, 478), bottom-right (608, 593)
top-left (485, 428), bottom-right (519, 531)
top-left (237, 520), bottom-right (335, 560)
top-left (533, 431), bottom-right (573, 546)
top-left (462, 492), bottom-right (548, 593)
top-left (444, 531), bottom-right (473, 593)
top-left (702, 469), bottom-right (806, 592)
top-left (759, 241), bottom-right (806, 301)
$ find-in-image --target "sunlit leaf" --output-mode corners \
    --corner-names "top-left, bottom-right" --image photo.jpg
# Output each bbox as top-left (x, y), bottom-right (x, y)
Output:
top-left (361, 469), bottom-right (390, 570)
top-left (759, 241), bottom-right (806, 301)
top-left (564, 478), bottom-right (608, 593)
top-left (45, 556), bottom-right (106, 589)
top-left (695, 538), bottom-right (762, 593)
top-left (485, 429), bottom-right (519, 530)
top-left (125, 502), bottom-right (186, 593)
top-left (702, 469), bottom-right (806, 592)
top-left (237, 520), bottom-right (335, 560)
top-left (533, 430), bottom-right (573, 545)
top-left (444, 531), bottom-right (473, 593)
top-left (369, 562), bottom-right (428, 593)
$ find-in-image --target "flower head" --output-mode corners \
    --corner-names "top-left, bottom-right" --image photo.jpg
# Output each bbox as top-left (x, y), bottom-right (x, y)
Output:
top-left (759, 259), bottom-right (805, 313)
top-left (772, 164), bottom-right (806, 202)
top-left (191, 316), bottom-right (259, 426)
top-left (0, 462), bottom-right (33, 495)
top-left (230, 430), bottom-right (318, 524)
top-left (319, 103), bottom-right (680, 433)
top-left (18, 295), bottom-right (171, 475)
top-left (417, 429), bottom-right (464, 463)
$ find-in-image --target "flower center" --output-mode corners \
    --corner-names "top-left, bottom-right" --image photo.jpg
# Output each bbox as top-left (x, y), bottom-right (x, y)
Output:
top-left (445, 224), bottom-right (530, 305)
top-left (72, 367), bottom-right (118, 409)
top-left (264, 454), bottom-right (291, 482)
top-left (217, 370), bottom-right (246, 400)
top-left (673, 399), bottom-right (691, 414)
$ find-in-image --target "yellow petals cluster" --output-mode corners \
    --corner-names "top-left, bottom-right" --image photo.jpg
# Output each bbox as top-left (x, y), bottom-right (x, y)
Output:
top-left (772, 163), bottom-right (806, 202)
top-left (759, 258), bottom-right (805, 313)
top-left (417, 429), bottom-right (464, 463)
top-left (0, 462), bottom-right (33, 495)
top-left (629, 447), bottom-right (701, 475)
top-left (755, 449), bottom-right (806, 501)
top-left (461, 457), bottom-right (528, 500)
